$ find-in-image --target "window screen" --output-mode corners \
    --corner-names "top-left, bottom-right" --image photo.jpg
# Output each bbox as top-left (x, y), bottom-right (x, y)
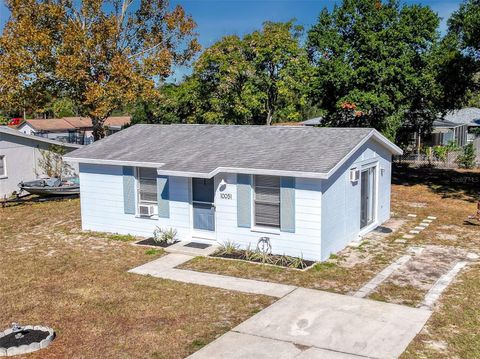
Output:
top-left (254, 175), bottom-right (280, 228)
top-left (137, 167), bottom-right (157, 204)
top-left (0, 156), bottom-right (5, 177)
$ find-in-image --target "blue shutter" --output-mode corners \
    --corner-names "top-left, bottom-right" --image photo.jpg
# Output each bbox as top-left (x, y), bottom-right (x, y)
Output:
top-left (157, 175), bottom-right (170, 218)
top-left (280, 177), bottom-right (295, 233)
top-left (237, 174), bottom-right (252, 228)
top-left (123, 166), bottom-right (136, 214)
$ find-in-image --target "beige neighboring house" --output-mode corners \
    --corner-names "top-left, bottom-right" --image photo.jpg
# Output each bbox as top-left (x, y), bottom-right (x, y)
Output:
top-left (17, 116), bottom-right (131, 145)
top-left (0, 126), bottom-right (81, 198)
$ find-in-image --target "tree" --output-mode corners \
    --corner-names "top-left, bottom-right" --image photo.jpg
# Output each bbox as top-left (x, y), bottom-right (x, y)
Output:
top-left (307, 0), bottom-right (441, 142)
top-left (37, 145), bottom-right (75, 178)
top-left (51, 97), bottom-right (77, 118)
top-left (190, 21), bottom-right (312, 125)
top-left (457, 142), bottom-right (477, 169)
top-left (441, 0), bottom-right (480, 109)
top-left (0, 0), bottom-right (200, 139)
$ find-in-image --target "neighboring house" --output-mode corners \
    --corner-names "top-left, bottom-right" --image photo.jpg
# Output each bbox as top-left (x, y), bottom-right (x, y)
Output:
top-left (17, 116), bottom-right (131, 145)
top-left (441, 107), bottom-right (480, 143)
top-left (300, 117), bottom-right (324, 126)
top-left (0, 126), bottom-right (81, 198)
top-left (64, 124), bottom-right (402, 261)
top-left (427, 119), bottom-right (468, 147)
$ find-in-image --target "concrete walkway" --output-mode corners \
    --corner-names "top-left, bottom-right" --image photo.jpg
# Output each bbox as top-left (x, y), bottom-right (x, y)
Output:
top-left (129, 253), bottom-right (297, 298)
top-left (189, 288), bottom-right (432, 359)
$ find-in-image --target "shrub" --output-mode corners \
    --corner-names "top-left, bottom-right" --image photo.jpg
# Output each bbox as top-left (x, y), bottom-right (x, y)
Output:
top-left (217, 241), bottom-right (239, 256)
top-left (457, 143), bottom-right (477, 169)
top-left (153, 227), bottom-right (178, 245)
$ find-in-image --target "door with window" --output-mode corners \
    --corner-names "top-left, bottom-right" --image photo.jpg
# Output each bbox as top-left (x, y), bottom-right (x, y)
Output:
top-left (192, 178), bottom-right (215, 232)
top-left (360, 167), bottom-right (376, 229)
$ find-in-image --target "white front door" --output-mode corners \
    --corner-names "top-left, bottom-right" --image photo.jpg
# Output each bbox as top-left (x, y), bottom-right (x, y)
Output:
top-left (360, 167), bottom-right (376, 229)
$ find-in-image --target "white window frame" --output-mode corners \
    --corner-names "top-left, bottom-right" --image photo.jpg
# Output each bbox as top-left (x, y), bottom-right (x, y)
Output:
top-left (253, 175), bottom-right (281, 229)
top-left (0, 155), bottom-right (6, 179)
top-left (136, 167), bottom-right (158, 207)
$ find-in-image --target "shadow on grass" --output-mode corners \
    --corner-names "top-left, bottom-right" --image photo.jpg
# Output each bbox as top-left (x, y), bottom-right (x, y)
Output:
top-left (393, 165), bottom-right (480, 202)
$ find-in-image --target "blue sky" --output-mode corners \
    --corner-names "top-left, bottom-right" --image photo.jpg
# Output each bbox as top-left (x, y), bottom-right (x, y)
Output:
top-left (0, 0), bottom-right (463, 81)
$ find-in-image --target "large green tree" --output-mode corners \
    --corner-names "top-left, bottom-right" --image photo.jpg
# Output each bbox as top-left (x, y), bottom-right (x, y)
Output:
top-left (307, 0), bottom-right (441, 143)
top-left (189, 21), bottom-right (312, 125)
top-left (0, 0), bottom-right (199, 139)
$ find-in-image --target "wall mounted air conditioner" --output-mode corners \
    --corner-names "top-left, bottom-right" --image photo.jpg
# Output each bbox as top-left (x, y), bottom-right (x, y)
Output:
top-left (350, 168), bottom-right (360, 182)
top-left (139, 204), bottom-right (155, 217)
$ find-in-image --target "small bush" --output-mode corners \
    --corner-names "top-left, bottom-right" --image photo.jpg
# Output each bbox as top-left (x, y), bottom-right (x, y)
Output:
top-left (217, 240), bottom-right (240, 256)
top-left (108, 233), bottom-right (136, 242)
top-left (457, 143), bottom-right (477, 169)
top-left (153, 227), bottom-right (178, 245)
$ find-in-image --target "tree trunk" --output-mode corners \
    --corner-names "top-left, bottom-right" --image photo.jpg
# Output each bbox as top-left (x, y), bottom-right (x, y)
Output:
top-left (92, 116), bottom-right (107, 141)
top-left (266, 109), bottom-right (273, 126)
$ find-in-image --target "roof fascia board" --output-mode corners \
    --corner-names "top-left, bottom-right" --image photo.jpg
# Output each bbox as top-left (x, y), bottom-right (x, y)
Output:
top-left (324, 130), bottom-right (403, 179)
top-left (63, 157), bottom-right (164, 168)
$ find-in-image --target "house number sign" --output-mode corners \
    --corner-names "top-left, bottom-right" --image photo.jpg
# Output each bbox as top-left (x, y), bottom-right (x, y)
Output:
top-left (220, 193), bottom-right (232, 200)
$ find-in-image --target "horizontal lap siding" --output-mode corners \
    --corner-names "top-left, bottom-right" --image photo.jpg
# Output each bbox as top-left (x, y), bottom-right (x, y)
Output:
top-left (320, 140), bottom-right (392, 261)
top-left (79, 164), bottom-right (191, 239)
top-left (214, 173), bottom-right (322, 261)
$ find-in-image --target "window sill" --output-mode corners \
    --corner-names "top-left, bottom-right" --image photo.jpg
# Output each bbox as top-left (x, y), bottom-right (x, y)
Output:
top-left (0, 176), bottom-right (7, 180)
top-left (250, 226), bottom-right (280, 235)
top-left (135, 215), bottom-right (158, 221)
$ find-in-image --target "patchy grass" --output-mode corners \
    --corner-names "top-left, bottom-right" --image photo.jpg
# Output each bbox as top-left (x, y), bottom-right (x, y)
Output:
top-left (0, 199), bottom-right (274, 359)
top-left (369, 283), bottom-right (425, 307)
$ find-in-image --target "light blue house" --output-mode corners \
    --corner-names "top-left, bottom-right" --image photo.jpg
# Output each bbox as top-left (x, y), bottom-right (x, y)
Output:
top-left (64, 124), bottom-right (402, 261)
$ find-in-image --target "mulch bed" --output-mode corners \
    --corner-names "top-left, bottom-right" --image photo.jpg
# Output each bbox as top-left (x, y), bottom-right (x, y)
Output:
top-left (212, 250), bottom-right (315, 270)
top-left (0, 330), bottom-right (49, 348)
top-left (135, 238), bottom-right (177, 248)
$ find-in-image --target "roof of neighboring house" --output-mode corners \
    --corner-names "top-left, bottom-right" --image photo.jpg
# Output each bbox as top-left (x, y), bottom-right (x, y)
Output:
top-left (65, 124), bottom-right (402, 179)
top-left (0, 126), bottom-right (82, 149)
top-left (300, 117), bottom-right (324, 126)
top-left (18, 116), bottom-right (131, 132)
top-left (441, 107), bottom-right (480, 127)
top-left (432, 119), bottom-right (463, 128)
top-left (19, 118), bottom-right (76, 131)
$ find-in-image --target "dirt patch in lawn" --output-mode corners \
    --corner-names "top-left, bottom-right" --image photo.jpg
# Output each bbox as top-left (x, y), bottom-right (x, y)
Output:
top-left (369, 245), bottom-right (472, 306)
top-left (0, 199), bottom-right (274, 359)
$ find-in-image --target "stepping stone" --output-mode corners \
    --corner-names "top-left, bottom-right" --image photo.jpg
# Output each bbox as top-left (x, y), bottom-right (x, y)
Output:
top-left (467, 253), bottom-right (479, 261)
top-left (394, 239), bottom-right (407, 244)
top-left (403, 234), bottom-right (415, 239)
top-left (418, 223), bottom-right (429, 227)
top-left (407, 214), bottom-right (417, 218)
top-left (427, 216), bottom-right (437, 220)
top-left (408, 246), bottom-right (424, 255)
top-left (414, 226), bottom-right (425, 231)
top-left (422, 219), bottom-right (433, 223)
top-left (409, 230), bottom-right (420, 234)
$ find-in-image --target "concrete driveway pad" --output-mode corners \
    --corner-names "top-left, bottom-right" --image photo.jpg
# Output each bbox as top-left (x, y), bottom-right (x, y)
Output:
top-left (190, 288), bottom-right (431, 359)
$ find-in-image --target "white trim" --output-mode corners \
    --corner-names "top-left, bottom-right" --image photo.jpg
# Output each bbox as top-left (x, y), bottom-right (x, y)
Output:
top-left (63, 157), bottom-right (164, 168)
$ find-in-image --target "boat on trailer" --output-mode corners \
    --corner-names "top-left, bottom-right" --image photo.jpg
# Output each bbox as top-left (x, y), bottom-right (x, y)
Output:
top-left (18, 177), bottom-right (80, 196)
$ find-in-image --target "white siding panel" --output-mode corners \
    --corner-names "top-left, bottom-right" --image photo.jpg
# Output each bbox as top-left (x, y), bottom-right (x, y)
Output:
top-left (79, 164), bottom-right (191, 240)
top-left (320, 140), bottom-right (393, 261)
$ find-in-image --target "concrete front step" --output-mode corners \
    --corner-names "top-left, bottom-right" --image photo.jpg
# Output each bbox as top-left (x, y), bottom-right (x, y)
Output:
top-left (164, 240), bottom-right (219, 256)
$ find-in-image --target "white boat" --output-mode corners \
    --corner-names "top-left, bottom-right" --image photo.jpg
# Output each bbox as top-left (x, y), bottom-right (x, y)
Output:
top-left (18, 177), bottom-right (80, 196)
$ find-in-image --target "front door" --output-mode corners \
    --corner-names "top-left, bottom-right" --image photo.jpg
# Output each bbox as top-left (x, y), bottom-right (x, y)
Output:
top-left (360, 167), bottom-right (376, 229)
top-left (192, 178), bottom-right (215, 232)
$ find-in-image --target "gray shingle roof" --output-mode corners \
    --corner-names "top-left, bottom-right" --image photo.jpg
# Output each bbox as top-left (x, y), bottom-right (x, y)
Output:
top-left (65, 124), bottom-right (401, 178)
top-left (441, 107), bottom-right (480, 127)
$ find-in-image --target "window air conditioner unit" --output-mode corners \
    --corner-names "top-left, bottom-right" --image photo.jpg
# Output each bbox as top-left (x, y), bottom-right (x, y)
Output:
top-left (139, 204), bottom-right (155, 217)
top-left (350, 168), bottom-right (360, 182)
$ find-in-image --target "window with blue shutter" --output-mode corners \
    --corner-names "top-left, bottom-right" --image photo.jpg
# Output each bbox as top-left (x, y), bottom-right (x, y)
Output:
top-left (237, 174), bottom-right (252, 228)
top-left (157, 176), bottom-right (170, 218)
top-left (280, 177), bottom-right (295, 233)
top-left (122, 166), bottom-right (136, 214)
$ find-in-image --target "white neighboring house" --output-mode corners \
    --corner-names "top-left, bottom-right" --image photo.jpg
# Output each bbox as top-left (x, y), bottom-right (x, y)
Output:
top-left (0, 126), bottom-right (81, 198)
top-left (64, 124), bottom-right (403, 261)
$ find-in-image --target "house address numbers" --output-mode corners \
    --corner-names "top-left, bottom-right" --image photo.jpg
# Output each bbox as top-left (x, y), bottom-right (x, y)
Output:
top-left (220, 193), bottom-right (232, 200)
